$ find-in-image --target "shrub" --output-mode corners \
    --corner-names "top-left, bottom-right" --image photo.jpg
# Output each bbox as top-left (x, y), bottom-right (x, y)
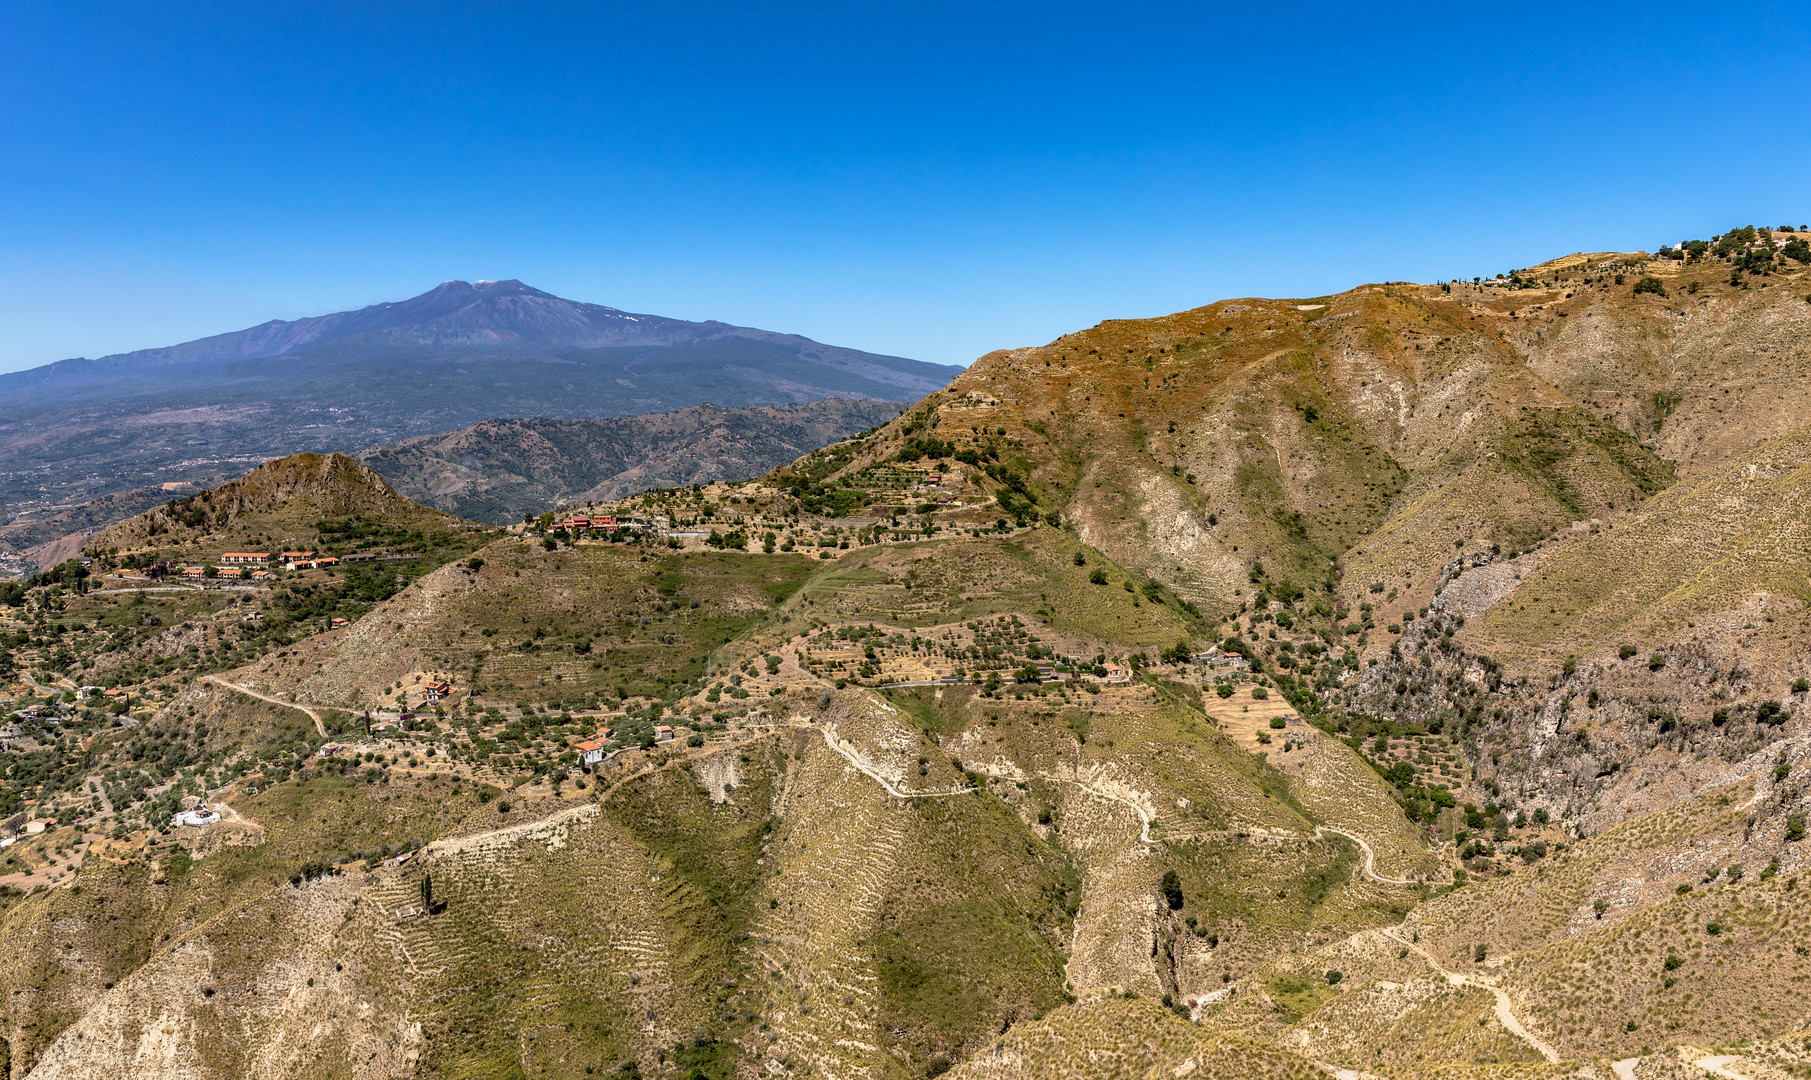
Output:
top-left (1633, 276), bottom-right (1666, 296)
top-left (1160, 870), bottom-right (1184, 910)
top-left (1473, 943), bottom-right (1487, 963)
top-left (1788, 814), bottom-right (1806, 842)
top-left (1325, 969), bottom-right (1343, 985)
top-left (1251, 687), bottom-right (1269, 699)
top-left (1088, 568), bottom-right (1108, 585)
top-left (1269, 717), bottom-right (1286, 729)
top-left (1215, 683), bottom-right (1234, 699)
top-left (1664, 953), bottom-right (1682, 970)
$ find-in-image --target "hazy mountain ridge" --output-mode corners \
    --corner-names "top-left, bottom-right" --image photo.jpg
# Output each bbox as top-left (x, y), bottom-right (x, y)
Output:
top-left (360, 398), bottom-right (905, 523)
top-left (0, 279), bottom-right (959, 525)
top-left (0, 279), bottom-right (950, 397)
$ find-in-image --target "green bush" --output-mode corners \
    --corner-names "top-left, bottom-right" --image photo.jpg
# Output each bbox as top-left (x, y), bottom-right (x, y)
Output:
top-left (1268, 717), bottom-right (1286, 729)
top-left (1251, 687), bottom-right (1269, 699)
top-left (1159, 870), bottom-right (1184, 910)
top-left (1633, 276), bottom-right (1666, 296)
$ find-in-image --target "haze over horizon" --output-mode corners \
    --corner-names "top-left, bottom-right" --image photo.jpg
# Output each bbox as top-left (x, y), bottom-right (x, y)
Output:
top-left (2, 1), bottom-right (1809, 373)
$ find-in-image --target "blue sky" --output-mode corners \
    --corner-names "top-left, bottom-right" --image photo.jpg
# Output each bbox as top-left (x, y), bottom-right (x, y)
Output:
top-left (2, 2), bottom-right (1808, 372)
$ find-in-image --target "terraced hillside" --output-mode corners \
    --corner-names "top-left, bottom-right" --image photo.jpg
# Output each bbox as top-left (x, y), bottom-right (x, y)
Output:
top-left (7, 227), bottom-right (1811, 1079)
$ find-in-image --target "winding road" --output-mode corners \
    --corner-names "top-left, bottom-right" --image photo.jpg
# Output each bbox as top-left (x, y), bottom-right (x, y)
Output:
top-left (1693, 1055), bottom-right (1758, 1080)
top-left (818, 722), bottom-right (973, 799)
top-left (1041, 774), bottom-right (1155, 843)
top-left (1379, 927), bottom-right (1558, 1064)
top-left (202, 675), bottom-right (327, 737)
top-left (1315, 826), bottom-right (1418, 886)
top-left (22, 672), bottom-right (70, 694)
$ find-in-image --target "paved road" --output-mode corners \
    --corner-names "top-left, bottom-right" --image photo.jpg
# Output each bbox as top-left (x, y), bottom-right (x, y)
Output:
top-left (874, 679), bottom-right (969, 689)
top-left (88, 584), bottom-right (257, 595)
top-left (22, 672), bottom-right (72, 695)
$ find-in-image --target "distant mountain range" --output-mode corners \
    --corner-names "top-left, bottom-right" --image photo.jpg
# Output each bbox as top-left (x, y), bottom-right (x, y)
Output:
top-left (0, 398), bottom-right (901, 566)
top-left (359, 398), bottom-right (904, 524)
top-left (0, 279), bottom-right (959, 529)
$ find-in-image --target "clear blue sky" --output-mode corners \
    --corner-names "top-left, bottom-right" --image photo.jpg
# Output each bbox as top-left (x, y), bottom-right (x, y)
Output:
top-left (2, 2), bottom-right (1808, 373)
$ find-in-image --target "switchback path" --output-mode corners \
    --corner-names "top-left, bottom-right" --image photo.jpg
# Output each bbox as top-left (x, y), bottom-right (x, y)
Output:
top-left (817, 722), bottom-right (971, 799)
top-left (1316, 826), bottom-right (1418, 886)
top-left (1040, 775), bottom-right (1155, 843)
top-left (1379, 927), bottom-right (1558, 1064)
top-left (202, 675), bottom-right (327, 737)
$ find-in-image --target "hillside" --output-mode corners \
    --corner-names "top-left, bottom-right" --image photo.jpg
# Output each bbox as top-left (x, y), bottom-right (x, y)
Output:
top-left (5, 226), bottom-right (1811, 1080)
top-left (85, 452), bottom-right (480, 556)
top-left (360, 398), bottom-right (905, 523)
top-left (0, 279), bottom-right (960, 531)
